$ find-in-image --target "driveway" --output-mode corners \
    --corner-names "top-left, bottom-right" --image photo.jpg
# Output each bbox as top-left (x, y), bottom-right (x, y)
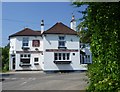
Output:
top-left (2, 71), bottom-right (88, 90)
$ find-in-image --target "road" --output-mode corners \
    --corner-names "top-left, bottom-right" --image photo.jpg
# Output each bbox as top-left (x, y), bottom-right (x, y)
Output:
top-left (2, 71), bottom-right (88, 90)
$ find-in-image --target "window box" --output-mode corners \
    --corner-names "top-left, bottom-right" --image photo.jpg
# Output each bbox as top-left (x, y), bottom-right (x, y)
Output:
top-left (22, 46), bottom-right (30, 50)
top-left (34, 63), bottom-right (39, 65)
top-left (58, 46), bottom-right (67, 49)
top-left (54, 61), bottom-right (71, 64)
top-left (19, 63), bottom-right (31, 67)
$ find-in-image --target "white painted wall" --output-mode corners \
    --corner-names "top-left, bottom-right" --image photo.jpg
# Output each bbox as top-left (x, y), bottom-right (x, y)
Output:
top-left (9, 37), bottom-right (16, 54)
top-left (9, 34), bottom-right (88, 71)
top-left (43, 34), bottom-right (87, 71)
top-left (15, 53), bottom-right (43, 70)
top-left (9, 36), bottom-right (44, 70)
top-left (15, 36), bottom-right (43, 51)
top-left (43, 34), bottom-right (79, 49)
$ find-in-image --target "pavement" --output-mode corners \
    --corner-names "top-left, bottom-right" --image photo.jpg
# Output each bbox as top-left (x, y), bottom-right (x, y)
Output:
top-left (1, 71), bottom-right (89, 91)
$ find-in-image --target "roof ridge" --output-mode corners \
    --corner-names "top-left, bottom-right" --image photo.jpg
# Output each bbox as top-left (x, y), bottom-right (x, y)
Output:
top-left (9, 22), bottom-right (77, 38)
top-left (43, 22), bottom-right (77, 35)
top-left (9, 28), bottom-right (42, 38)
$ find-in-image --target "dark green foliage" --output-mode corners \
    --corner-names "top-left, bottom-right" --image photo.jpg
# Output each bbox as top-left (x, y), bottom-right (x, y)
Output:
top-left (73, 2), bottom-right (120, 91)
top-left (2, 46), bottom-right (9, 72)
top-left (0, 48), bottom-right (2, 71)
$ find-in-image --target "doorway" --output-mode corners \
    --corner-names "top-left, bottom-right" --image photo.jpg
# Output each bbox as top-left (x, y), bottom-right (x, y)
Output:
top-left (12, 57), bottom-right (15, 70)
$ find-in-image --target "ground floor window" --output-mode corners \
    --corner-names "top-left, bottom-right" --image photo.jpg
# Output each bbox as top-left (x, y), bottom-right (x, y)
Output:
top-left (80, 54), bottom-right (91, 64)
top-left (86, 55), bottom-right (90, 63)
top-left (34, 57), bottom-right (39, 65)
top-left (54, 53), bottom-right (70, 61)
top-left (34, 58), bottom-right (39, 62)
top-left (20, 54), bottom-right (31, 66)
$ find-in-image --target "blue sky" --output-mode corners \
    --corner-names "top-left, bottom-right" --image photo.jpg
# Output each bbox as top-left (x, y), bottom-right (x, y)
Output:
top-left (2, 2), bottom-right (86, 46)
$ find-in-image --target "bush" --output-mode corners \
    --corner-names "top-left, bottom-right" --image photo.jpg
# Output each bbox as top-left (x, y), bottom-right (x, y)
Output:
top-left (2, 46), bottom-right (9, 72)
top-left (73, 2), bottom-right (120, 91)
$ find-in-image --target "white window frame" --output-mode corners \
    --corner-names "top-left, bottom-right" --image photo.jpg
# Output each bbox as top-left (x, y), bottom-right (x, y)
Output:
top-left (86, 55), bottom-right (90, 63)
top-left (80, 54), bottom-right (91, 64)
top-left (22, 37), bottom-right (29, 47)
top-left (20, 54), bottom-right (31, 65)
top-left (54, 53), bottom-right (70, 61)
top-left (34, 57), bottom-right (39, 62)
top-left (58, 36), bottom-right (66, 47)
top-left (20, 54), bottom-right (31, 59)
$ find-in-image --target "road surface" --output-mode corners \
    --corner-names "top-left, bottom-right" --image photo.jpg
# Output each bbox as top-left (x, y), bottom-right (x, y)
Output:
top-left (2, 71), bottom-right (88, 91)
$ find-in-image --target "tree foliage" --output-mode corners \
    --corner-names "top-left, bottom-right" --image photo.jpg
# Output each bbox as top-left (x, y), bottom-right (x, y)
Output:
top-left (2, 46), bottom-right (9, 72)
top-left (73, 2), bottom-right (120, 91)
top-left (0, 48), bottom-right (2, 71)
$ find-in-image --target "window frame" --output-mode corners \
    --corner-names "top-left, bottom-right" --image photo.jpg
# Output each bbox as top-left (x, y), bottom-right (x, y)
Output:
top-left (20, 54), bottom-right (31, 59)
top-left (54, 53), bottom-right (70, 61)
top-left (80, 54), bottom-right (91, 64)
top-left (58, 36), bottom-right (66, 47)
top-left (22, 37), bottom-right (29, 47)
top-left (20, 54), bottom-right (31, 65)
top-left (34, 57), bottom-right (39, 62)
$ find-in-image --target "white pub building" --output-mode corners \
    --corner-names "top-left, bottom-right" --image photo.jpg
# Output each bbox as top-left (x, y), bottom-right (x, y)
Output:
top-left (9, 16), bottom-right (92, 71)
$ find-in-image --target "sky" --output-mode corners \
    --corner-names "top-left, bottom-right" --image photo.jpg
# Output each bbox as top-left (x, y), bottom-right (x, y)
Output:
top-left (2, 2), bottom-right (86, 47)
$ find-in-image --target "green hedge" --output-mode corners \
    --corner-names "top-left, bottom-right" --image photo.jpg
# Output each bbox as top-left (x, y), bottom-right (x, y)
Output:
top-left (73, 2), bottom-right (120, 91)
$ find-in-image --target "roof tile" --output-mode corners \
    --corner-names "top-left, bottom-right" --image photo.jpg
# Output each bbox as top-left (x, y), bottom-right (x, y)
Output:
top-left (9, 22), bottom-right (77, 38)
top-left (9, 28), bottom-right (41, 37)
top-left (43, 22), bottom-right (77, 35)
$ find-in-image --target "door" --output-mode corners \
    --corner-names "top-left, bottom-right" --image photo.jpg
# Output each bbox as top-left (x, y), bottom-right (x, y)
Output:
top-left (13, 57), bottom-right (15, 69)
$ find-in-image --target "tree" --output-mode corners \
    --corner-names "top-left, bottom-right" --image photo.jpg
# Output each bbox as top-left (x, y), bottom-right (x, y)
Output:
top-left (2, 46), bottom-right (9, 72)
top-left (73, 2), bottom-right (120, 91)
top-left (0, 47), bottom-right (2, 71)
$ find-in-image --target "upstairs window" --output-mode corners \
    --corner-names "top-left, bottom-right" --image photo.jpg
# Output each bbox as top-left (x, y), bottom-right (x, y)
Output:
top-left (58, 36), bottom-right (65, 47)
top-left (22, 37), bottom-right (29, 47)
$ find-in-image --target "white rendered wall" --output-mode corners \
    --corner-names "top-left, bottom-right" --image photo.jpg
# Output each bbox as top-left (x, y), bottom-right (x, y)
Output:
top-left (15, 36), bottom-right (43, 51)
top-left (9, 37), bottom-right (16, 54)
top-left (43, 34), bottom-right (87, 71)
top-left (9, 36), bottom-right (44, 70)
top-left (15, 53), bottom-right (43, 70)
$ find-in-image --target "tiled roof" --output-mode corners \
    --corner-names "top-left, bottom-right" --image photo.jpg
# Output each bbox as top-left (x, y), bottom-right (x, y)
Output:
top-left (43, 22), bottom-right (77, 35)
top-left (9, 28), bottom-right (41, 38)
top-left (9, 22), bottom-right (77, 38)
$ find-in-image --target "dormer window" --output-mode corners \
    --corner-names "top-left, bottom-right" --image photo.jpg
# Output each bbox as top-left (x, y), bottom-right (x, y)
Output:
top-left (58, 36), bottom-right (66, 48)
top-left (22, 37), bottom-right (29, 47)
